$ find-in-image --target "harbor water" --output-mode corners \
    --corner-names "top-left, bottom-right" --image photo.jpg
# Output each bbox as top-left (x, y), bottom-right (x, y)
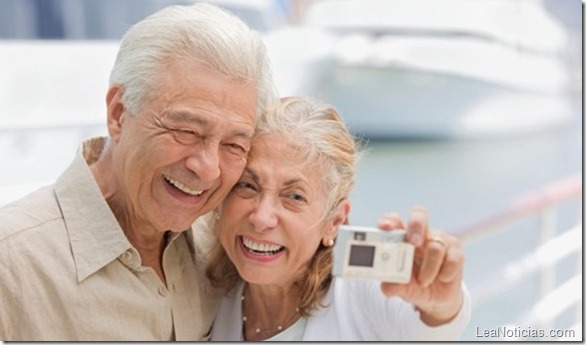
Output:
top-left (0, 0), bottom-right (581, 340)
top-left (347, 108), bottom-right (582, 340)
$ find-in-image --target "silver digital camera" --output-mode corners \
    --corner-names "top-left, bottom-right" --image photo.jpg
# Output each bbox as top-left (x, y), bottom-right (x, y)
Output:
top-left (332, 225), bottom-right (415, 283)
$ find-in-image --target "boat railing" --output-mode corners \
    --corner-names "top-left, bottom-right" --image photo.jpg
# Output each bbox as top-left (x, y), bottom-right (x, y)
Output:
top-left (0, 118), bottom-right (105, 133)
top-left (454, 173), bottom-right (582, 340)
top-left (0, 120), bottom-right (107, 206)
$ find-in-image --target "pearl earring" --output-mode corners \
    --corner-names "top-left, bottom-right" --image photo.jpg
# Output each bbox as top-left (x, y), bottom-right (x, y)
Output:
top-left (326, 238), bottom-right (334, 247)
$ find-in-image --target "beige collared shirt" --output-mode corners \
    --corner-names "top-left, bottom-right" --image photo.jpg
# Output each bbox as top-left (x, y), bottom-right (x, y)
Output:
top-left (0, 137), bottom-right (220, 341)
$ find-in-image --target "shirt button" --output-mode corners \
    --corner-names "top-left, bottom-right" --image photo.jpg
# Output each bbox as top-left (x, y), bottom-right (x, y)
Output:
top-left (122, 250), bottom-right (132, 261)
top-left (158, 286), bottom-right (168, 297)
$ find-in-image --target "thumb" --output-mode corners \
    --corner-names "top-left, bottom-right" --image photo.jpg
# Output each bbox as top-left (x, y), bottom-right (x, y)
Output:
top-left (380, 282), bottom-right (407, 298)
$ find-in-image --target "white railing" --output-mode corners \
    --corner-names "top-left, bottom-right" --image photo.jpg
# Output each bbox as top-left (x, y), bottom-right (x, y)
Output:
top-left (0, 120), bottom-right (107, 206)
top-left (454, 173), bottom-right (582, 340)
top-left (0, 118), bottom-right (105, 133)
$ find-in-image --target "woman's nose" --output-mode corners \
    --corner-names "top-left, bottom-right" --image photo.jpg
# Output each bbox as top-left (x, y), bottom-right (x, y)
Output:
top-left (248, 196), bottom-right (278, 232)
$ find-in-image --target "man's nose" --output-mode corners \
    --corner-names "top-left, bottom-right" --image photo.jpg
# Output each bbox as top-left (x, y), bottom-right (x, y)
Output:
top-left (184, 144), bottom-right (221, 183)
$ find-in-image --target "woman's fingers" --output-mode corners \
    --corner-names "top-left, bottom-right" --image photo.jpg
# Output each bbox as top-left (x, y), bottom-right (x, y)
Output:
top-left (377, 212), bottom-right (405, 230)
top-left (437, 237), bottom-right (464, 283)
top-left (417, 232), bottom-right (463, 286)
top-left (407, 205), bottom-right (428, 247)
top-left (417, 234), bottom-right (446, 286)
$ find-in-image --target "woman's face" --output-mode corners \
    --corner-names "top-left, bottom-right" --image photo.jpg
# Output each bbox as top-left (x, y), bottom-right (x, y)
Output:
top-left (218, 133), bottom-right (342, 287)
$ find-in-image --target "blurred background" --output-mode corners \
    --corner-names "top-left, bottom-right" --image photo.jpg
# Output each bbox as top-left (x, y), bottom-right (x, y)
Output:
top-left (0, 0), bottom-right (582, 341)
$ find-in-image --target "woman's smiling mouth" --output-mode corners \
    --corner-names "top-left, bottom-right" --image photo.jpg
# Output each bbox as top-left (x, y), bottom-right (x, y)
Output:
top-left (240, 236), bottom-right (285, 256)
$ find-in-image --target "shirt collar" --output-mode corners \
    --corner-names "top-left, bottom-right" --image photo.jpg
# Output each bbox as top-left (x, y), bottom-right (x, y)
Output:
top-left (55, 137), bottom-right (132, 282)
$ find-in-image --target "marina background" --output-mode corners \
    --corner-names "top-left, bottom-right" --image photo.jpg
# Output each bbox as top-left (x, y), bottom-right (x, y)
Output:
top-left (0, 0), bottom-right (582, 340)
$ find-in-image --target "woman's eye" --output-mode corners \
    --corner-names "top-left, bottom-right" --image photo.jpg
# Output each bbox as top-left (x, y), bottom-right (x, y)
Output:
top-left (288, 193), bottom-right (307, 203)
top-left (234, 181), bottom-right (258, 192)
top-left (232, 180), bottom-right (258, 198)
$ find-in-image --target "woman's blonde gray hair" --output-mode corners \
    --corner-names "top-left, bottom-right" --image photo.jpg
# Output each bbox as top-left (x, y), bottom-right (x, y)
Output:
top-left (206, 96), bottom-right (361, 316)
top-left (109, 2), bottom-right (275, 118)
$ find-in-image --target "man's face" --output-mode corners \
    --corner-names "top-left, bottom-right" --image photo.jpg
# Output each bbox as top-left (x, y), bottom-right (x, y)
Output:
top-left (109, 59), bottom-right (257, 233)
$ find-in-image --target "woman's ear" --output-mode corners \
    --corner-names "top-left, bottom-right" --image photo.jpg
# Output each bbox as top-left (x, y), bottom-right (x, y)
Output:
top-left (106, 85), bottom-right (126, 142)
top-left (323, 199), bottom-right (351, 245)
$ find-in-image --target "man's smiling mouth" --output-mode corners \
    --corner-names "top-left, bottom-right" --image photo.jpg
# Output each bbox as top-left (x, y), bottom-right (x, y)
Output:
top-left (163, 175), bottom-right (204, 196)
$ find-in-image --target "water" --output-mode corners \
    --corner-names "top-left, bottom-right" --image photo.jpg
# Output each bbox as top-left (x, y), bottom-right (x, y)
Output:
top-left (349, 115), bottom-right (581, 229)
top-left (347, 112), bottom-right (582, 340)
top-left (0, 0), bottom-right (582, 341)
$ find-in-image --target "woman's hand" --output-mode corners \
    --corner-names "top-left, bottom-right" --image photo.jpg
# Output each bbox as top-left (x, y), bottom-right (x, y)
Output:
top-left (377, 206), bottom-right (465, 326)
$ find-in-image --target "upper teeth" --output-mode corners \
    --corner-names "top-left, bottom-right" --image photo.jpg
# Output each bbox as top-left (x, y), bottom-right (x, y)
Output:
top-left (242, 237), bottom-right (282, 252)
top-left (165, 176), bottom-right (203, 196)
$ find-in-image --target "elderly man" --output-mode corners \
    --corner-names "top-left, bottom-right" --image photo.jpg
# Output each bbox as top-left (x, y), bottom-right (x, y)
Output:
top-left (0, 3), bottom-right (275, 341)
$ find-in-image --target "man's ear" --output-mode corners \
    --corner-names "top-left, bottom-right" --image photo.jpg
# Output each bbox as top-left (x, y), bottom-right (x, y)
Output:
top-left (106, 85), bottom-right (126, 142)
top-left (323, 199), bottom-right (351, 244)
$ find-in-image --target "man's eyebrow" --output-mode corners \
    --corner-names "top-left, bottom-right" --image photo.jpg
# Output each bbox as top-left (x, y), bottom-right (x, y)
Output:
top-left (232, 128), bottom-right (254, 140)
top-left (164, 111), bottom-right (253, 139)
top-left (164, 111), bottom-right (208, 126)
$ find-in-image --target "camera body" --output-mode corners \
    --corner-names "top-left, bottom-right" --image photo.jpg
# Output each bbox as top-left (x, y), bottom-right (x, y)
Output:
top-left (333, 225), bottom-right (414, 283)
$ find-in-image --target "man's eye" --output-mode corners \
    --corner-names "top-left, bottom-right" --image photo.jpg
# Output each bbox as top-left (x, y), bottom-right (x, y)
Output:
top-left (229, 143), bottom-right (244, 151)
top-left (172, 129), bottom-right (200, 144)
top-left (225, 143), bottom-right (248, 154)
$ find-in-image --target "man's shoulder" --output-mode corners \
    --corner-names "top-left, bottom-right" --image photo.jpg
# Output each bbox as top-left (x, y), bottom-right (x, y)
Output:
top-left (0, 185), bottom-right (63, 243)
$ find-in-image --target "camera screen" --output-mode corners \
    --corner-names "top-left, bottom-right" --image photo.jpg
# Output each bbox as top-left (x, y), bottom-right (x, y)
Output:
top-left (348, 245), bottom-right (375, 267)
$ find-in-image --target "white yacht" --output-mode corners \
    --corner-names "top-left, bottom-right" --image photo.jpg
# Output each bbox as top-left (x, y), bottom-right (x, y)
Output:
top-left (268, 0), bottom-right (578, 139)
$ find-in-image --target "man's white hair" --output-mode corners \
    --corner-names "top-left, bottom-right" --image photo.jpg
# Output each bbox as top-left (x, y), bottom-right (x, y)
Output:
top-left (109, 2), bottom-right (275, 117)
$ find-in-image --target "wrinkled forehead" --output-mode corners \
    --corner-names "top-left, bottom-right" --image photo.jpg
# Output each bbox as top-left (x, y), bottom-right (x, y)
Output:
top-left (249, 132), bottom-right (301, 163)
top-left (249, 132), bottom-right (328, 186)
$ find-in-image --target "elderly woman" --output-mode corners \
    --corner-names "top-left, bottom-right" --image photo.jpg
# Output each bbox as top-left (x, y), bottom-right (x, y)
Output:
top-left (205, 97), bottom-right (471, 341)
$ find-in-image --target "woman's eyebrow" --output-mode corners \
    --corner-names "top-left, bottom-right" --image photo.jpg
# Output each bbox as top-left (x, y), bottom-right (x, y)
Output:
top-left (284, 178), bottom-right (304, 187)
top-left (243, 167), bottom-right (260, 183)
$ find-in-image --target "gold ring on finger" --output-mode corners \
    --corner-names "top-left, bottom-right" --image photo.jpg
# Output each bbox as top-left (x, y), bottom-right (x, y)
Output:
top-left (429, 237), bottom-right (447, 248)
